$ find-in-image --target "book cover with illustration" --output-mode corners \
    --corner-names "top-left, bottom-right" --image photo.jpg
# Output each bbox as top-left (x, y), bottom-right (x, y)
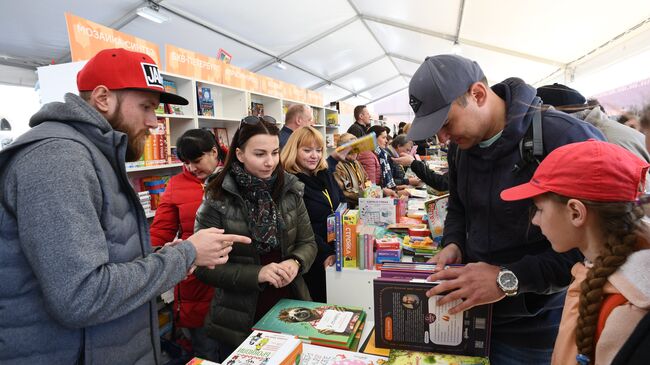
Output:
top-left (373, 278), bottom-right (491, 357)
top-left (336, 132), bottom-right (377, 154)
top-left (300, 343), bottom-right (388, 365)
top-left (221, 330), bottom-right (302, 365)
top-left (386, 349), bottom-right (489, 365)
top-left (424, 194), bottom-right (449, 238)
top-left (197, 86), bottom-right (214, 116)
top-left (251, 102), bottom-right (265, 117)
top-left (253, 299), bottom-right (365, 350)
top-left (358, 198), bottom-right (397, 226)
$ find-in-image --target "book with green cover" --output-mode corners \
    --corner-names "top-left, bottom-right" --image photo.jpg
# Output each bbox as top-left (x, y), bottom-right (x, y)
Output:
top-left (253, 299), bottom-right (365, 350)
top-left (386, 349), bottom-right (489, 365)
top-left (336, 132), bottom-right (377, 154)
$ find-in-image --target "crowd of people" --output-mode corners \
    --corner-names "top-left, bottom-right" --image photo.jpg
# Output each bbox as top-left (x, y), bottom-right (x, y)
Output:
top-left (1, 48), bottom-right (649, 365)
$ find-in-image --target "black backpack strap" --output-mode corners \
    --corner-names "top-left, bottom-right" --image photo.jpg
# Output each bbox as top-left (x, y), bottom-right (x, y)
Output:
top-left (513, 97), bottom-right (544, 173)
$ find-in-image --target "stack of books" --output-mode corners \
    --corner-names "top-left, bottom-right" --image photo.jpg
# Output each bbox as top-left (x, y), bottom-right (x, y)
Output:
top-left (138, 191), bottom-right (153, 217)
top-left (253, 299), bottom-right (366, 351)
top-left (221, 330), bottom-right (302, 365)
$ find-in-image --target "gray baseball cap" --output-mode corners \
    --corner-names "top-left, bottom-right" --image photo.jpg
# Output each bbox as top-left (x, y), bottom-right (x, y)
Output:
top-left (407, 54), bottom-right (485, 140)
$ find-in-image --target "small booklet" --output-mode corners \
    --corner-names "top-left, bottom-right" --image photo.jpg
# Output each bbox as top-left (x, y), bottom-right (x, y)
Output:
top-left (336, 132), bottom-right (377, 154)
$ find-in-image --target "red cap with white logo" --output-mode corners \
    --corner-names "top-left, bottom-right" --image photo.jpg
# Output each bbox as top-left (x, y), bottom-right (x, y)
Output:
top-left (77, 48), bottom-right (188, 105)
top-left (501, 139), bottom-right (649, 202)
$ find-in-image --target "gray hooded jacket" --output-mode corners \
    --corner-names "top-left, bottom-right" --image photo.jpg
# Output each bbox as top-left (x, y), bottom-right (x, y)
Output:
top-left (0, 93), bottom-right (196, 364)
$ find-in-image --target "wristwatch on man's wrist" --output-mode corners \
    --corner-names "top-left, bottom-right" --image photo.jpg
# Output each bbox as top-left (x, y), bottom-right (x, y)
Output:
top-left (497, 267), bottom-right (519, 297)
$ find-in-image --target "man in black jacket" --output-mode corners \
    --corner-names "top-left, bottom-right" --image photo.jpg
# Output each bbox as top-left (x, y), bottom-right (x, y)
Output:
top-left (346, 105), bottom-right (371, 138)
top-left (407, 55), bottom-right (605, 364)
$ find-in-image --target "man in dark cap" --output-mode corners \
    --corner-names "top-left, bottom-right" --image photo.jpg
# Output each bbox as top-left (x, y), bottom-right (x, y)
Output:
top-left (407, 54), bottom-right (604, 363)
top-left (0, 48), bottom-right (251, 364)
top-left (537, 83), bottom-right (649, 163)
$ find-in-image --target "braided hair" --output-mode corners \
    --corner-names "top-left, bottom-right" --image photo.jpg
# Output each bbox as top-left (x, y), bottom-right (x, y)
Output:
top-left (548, 194), bottom-right (645, 363)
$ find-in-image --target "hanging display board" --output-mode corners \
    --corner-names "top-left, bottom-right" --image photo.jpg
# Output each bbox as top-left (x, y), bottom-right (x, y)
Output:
top-left (65, 13), bottom-right (160, 64)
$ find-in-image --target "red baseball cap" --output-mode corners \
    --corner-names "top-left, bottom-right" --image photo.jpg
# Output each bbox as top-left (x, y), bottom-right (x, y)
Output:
top-left (77, 48), bottom-right (188, 105)
top-left (501, 140), bottom-right (649, 202)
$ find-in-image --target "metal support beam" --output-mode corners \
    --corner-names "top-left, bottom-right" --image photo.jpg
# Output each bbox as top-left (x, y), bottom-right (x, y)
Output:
top-left (366, 86), bottom-right (409, 105)
top-left (250, 15), bottom-right (359, 73)
top-left (159, 3), bottom-right (360, 95)
top-left (336, 74), bottom-right (402, 101)
top-left (388, 53), bottom-right (423, 65)
top-left (347, 0), bottom-right (402, 84)
top-left (360, 14), bottom-right (563, 67)
top-left (308, 54), bottom-right (386, 90)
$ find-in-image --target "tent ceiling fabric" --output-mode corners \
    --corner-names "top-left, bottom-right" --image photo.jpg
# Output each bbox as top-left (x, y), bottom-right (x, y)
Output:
top-left (1, 0), bottom-right (650, 117)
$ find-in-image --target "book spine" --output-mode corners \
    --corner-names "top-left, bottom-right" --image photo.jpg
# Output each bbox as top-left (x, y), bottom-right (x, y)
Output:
top-left (335, 211), bottom-right (342, 271)
top-left (342, 223), bottom-right (357, 268)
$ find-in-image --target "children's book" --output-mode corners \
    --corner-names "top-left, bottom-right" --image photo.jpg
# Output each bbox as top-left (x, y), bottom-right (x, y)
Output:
top-left (358, 198), bottom-right (397, 226)
top-left (221, 330), bottom-right (302, 365)
top-left (336, 132), bottom-right (377, 154)
top-left (299, 343), bottom-right (388, 365)
top-left (385, 349), bottom-right (490, 365)
top-left (253, 299), bottom-right (366, 350)
top-left (424, 194), bottom-right (449, 237)
top-left (373, 277), bottom-right (492, 357)
top-left (197, 86), bottom-right (214, 117)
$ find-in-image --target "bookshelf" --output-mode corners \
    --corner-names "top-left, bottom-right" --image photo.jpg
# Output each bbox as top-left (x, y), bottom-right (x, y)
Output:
top-left (36, 62), bottom-right (351, 214)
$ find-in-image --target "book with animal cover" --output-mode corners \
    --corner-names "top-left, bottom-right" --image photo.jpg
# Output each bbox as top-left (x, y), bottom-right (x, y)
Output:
top-left (299, 343), bottom-right (388, 365)
top-left (373, 277), bottom-right (492, 357)
top-left (335, 132), bottom-right (377, 154)
top-left (221, 330), bottom-right (302, 365)
top-left (251, 102), bottom-right (265, 117)
top-left (385, 349), bottom-right (489, 365)
top-left (424, 194), bottom-right (449, 238)
top-left (252, 299), bottom-right (366, 350)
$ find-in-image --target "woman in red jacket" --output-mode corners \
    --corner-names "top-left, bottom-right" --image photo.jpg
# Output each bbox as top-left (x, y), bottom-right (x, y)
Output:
top-left (150, 128), bottom-right (225, 361)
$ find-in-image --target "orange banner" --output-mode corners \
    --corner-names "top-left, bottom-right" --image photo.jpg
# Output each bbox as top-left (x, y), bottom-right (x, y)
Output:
top-left (165, 44), bottom-right (223, 84)
top-left (65, 13), bottom-right (160, 64)
top-left (306, 89), bottom-right (323, 106)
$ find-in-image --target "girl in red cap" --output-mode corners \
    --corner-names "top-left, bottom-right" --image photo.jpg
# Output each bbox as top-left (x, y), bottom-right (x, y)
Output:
top-left (500, 140), bottom-right (650, 365)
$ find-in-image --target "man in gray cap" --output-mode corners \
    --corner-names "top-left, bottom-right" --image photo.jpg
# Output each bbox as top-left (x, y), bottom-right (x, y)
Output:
top-left (408, 55), bottom-right (604, 364)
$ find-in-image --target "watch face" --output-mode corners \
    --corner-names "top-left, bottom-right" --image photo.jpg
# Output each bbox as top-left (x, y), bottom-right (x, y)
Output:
top-left (499, 272), bottom-right (518, 290)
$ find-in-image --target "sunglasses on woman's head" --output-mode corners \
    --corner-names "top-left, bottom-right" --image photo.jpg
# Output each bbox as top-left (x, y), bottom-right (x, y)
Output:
top-left (239, 115), bottom-right (277, 129)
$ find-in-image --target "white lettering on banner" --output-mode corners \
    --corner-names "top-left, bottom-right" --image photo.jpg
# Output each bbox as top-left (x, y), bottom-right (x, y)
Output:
top-left (73, 24), bottom-right (156, 59)
top-left (169, 51), bottom-right (218, 71)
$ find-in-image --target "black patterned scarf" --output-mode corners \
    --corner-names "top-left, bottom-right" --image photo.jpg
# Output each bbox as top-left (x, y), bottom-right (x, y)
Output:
top-left (376, 147), bottom-right (396, 189)
top-left (230, 161), bottom-right (284, 253)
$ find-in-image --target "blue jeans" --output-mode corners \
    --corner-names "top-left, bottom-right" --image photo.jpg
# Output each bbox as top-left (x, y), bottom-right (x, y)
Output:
top-left (187, 327), bottom-right (219, 362)
top-left (489, 339), bottom-right (553, 365)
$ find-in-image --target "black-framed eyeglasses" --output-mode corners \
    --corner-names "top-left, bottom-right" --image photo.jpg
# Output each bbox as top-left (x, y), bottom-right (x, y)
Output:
top-left (239, 115), bottom-right (277, 129)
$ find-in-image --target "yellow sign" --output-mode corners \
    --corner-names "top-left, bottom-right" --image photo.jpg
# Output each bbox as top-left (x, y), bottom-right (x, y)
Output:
top-left (65, 13), bottom-right (160, 64)
top-left (165, 44), bottom-right (223, 84)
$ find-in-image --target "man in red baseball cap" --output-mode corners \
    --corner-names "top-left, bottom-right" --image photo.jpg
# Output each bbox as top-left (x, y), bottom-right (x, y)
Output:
top-left (0, 48), bottom-right (251, 364)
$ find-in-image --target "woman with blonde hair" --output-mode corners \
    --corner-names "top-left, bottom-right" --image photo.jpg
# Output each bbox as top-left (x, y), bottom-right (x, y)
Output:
top-left (281, 126), bottom-right (345, 302)
top-left (333, 133), bottom-right (371, 207)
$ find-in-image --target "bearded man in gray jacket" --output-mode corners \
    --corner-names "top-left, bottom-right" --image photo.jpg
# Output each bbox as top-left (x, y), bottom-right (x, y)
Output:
top-left (0, 48), bottom-right (251, 364)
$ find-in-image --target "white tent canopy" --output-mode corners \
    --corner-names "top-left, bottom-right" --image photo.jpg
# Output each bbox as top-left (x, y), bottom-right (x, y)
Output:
top-left (1, 0), bottom-right (650, 120)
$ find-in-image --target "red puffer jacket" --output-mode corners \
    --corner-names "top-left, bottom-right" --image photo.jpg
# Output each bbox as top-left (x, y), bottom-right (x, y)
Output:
top-left (357, 151), bottom-right (380, 185)
top-left (150, 167), bottom-right (214, 328)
